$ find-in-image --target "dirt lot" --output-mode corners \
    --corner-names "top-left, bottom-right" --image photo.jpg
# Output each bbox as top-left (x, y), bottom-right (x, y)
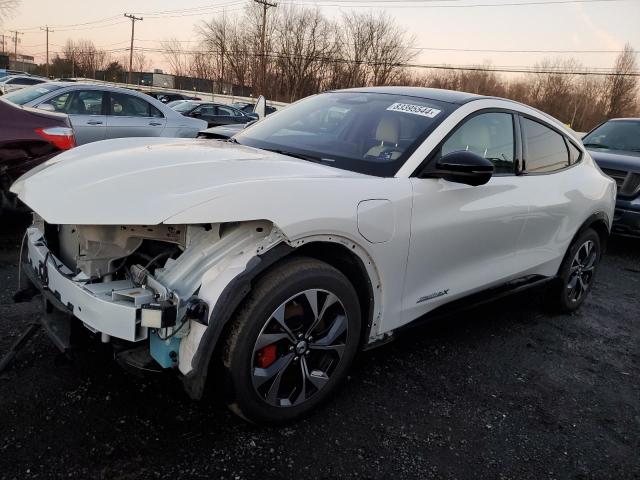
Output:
top-left (0, 219), bottom-right (638, 480)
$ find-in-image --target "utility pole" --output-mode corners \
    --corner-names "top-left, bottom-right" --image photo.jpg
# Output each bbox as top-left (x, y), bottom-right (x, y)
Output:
top-left (9, 30), bottom-right (22, 68)
top-left (40, 26), bottom-right (53, 78)
top-left (124, 13), bottom-right (143, 85)
top-left (253, 0), bottom-right (276, 95)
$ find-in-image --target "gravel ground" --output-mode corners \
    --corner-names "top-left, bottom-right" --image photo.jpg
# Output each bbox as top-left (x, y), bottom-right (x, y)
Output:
top-left (0, 219), bottom-right (638, 480)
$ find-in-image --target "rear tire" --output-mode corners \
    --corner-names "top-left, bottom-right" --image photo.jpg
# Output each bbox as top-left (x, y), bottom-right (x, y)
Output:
top-left (222, 256), bottom-right (361, 424)
top-left (551, 228), bottom-right (601, 313)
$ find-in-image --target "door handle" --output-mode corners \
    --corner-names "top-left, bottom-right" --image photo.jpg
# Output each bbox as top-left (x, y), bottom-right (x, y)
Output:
top-left (87, 120), bottom-right (103, 125)
top-left (149, 121), bottom-right (163, 126)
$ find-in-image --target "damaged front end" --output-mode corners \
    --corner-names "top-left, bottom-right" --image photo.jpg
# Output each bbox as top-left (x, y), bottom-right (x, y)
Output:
top-left (21, 215), bottom-right (283, 380)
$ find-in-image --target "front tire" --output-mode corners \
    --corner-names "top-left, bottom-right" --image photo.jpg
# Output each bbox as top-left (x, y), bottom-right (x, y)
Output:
top-left (552, 228), bottom-right (601, 313)
top-left (222, 256), bottom-right (361, 424)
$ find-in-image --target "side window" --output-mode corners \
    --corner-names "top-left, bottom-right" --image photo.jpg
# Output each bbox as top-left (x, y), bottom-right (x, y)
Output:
top-left (522, 118), bottom-right (570, 173)
top-left (567, 141), bottom-right (582, 165)
top-left (193, 105), bottom-right (215, 116)
top-left (66, 91), bottom-right (104, 115)
top-left (110, 92), bottom-right (154, 117)
top-left (149, 104), bottom-right (164, 118)
top-left (45, 92), bottom-right (72, 112)
top-left (216, 106), bottom-right (236, 116)
top-left (441, 112), bottom-right (515, 174)
top-left (25, 78), bottom-right (43, 85)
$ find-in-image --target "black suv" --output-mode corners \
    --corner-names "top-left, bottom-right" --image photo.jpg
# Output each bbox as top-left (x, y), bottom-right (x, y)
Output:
top-left (583, 118), bottom-right (640, 236)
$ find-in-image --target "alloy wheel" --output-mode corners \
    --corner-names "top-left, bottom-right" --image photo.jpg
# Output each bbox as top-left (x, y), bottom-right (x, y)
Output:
top-left (251, 289), bottom-right (348, 407)
top-left (566, 240), bottom-right (597, 303)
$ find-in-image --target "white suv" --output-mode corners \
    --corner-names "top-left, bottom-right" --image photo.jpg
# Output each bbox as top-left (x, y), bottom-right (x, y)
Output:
top-left (12, 87), bottom-right (616, 423)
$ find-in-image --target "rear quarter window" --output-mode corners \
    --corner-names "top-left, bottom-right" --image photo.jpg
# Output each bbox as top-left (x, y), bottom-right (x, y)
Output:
top-left (522, 117), bottom-right (570, 173)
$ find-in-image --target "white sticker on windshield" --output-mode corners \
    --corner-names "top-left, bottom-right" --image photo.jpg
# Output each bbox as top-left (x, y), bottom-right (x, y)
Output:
top-left (386, 102), bottom-right (441, 118)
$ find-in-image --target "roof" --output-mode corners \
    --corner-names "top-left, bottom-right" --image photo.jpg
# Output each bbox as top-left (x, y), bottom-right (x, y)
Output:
top-left (42, 82), bottom-right (168, 96)
top-left (1, 74), bottom-right (45, 81)
top-left (607, 117), bottom-right (640, 122)
top-left (181, 100), bottom-right (226, 106)
top-left (332, 86), bottom-right (483, 104)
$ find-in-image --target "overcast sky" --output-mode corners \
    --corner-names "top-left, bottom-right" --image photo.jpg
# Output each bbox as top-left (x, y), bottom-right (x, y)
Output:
top-left (4, 0), bottom-right (640, 73)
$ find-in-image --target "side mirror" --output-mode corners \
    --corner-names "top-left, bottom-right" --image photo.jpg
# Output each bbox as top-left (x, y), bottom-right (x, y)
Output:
top-left (245, 112), bottom-right (259, 120)
top-left (190, 111), bottom-right (201, 117)
top-left (423, 150), bottom-right (494, 186)
top-left (37, 103), bottom-right (56, 112)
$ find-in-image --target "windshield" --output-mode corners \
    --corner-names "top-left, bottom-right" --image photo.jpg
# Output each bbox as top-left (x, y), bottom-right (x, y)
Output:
top-left (583, 120), bottom-right (640, 153)
top-left (234, 91), bottom-right (456, 176)
top-left (172, 101), bottom-right (198, 113)
top-left (3, 83), bottom-right (64, 105)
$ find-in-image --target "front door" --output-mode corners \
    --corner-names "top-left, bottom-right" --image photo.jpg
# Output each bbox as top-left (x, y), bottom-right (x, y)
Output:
top-left (44, 90), bottom-right (107, 145)
top-left (401, 111), bottom-right (530, 326)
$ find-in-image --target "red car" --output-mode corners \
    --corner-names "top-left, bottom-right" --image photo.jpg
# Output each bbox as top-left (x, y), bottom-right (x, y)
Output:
top-left (0, 99), bottom-right (75, 215)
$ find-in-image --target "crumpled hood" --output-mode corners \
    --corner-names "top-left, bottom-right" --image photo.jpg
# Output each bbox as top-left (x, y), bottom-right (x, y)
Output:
top-left (11, 137), bottom-right (359, 225)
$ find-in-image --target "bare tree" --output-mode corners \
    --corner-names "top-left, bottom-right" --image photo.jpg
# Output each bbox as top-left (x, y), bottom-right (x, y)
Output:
top-left (62, 39), bottom-right (108, 78)
top-left (605, 43), bottom-right (638, 118)
top-left (0, 0), bottom-right (18, 26)
top-left (161, 38), bottom-right (189, 78)
top-left (133, 50), bottom-right (150, 73)
top-left (275, 5), bottom-right (335, 101)
top-left (198, 11), bottom-right (230, 93)
top-left (185, 2), bottom-right (639, 130)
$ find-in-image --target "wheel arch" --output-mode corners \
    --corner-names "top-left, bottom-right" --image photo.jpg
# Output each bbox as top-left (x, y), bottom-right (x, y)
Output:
top-left (557, 211), bottom-right (611, 276)
top-left (181, 235), bottom-right (381, 400)
top-left (576, 211), bottom-right (611, 254)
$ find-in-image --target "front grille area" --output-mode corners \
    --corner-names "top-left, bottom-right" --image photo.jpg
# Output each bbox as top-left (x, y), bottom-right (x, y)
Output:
top-left (602, 168), bottom-right (640, 199)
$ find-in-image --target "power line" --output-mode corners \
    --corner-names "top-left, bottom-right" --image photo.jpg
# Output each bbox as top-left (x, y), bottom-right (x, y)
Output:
top-left (281, 0), bottom-right (629, 7)
top-left (409, 46), bottom-right (638, 54)
top-left (135, 1), bottom-right (247, 18)
top-left (131, 0), bottom-right (248, 16)
top-left (123, 45), bottom-right (640, 76)
top-left (11, 0), bottom-right (246, 31)
top-left (33, 44), bottom-right (640, 76)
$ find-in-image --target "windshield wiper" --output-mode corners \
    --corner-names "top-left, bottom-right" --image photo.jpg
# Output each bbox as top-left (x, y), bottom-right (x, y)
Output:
top-left (583, 142), bottom-right (610, 149)
top-left (263, 148), bottom-right (326, 164)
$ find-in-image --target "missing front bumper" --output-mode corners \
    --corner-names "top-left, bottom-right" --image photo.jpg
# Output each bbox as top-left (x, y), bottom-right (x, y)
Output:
top-left (23, 226), bottom-right (147, 342)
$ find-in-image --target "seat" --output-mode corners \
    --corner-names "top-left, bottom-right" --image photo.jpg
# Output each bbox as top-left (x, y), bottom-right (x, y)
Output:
top-left (67, 95), bottom-right (87, 115)
top-left (365, 116), bottom-right (403, 161)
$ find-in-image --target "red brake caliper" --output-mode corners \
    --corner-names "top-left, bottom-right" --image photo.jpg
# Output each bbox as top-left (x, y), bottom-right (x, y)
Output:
top-left (256, 344), bottom-right (277, 368)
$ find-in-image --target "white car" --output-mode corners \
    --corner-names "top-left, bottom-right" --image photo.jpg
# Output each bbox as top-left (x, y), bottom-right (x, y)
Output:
top-left (0, 75), bottom-right (47, 95)
top-left (12, 87), bottom-right (616, 423)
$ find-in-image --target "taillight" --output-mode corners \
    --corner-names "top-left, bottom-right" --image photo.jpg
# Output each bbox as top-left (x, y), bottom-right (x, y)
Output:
top-left (35, 127), bottom-right (76, 150)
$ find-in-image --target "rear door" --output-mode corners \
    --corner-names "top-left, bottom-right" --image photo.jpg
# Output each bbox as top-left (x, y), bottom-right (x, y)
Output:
top-left (220, 105), bottom-right (247, 125)
top-left (106, 92), bottom-right (167, 139)
top-left (208, 105), bottom-right (244, 127)
top-left (512, 115), bottom-right (580, 274)
top-left (44, 89), bottom-right (107, 144)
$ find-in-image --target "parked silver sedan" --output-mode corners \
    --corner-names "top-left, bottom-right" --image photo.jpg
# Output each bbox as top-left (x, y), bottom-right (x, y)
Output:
top-left (2, 82), bottom-right (207, 145)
